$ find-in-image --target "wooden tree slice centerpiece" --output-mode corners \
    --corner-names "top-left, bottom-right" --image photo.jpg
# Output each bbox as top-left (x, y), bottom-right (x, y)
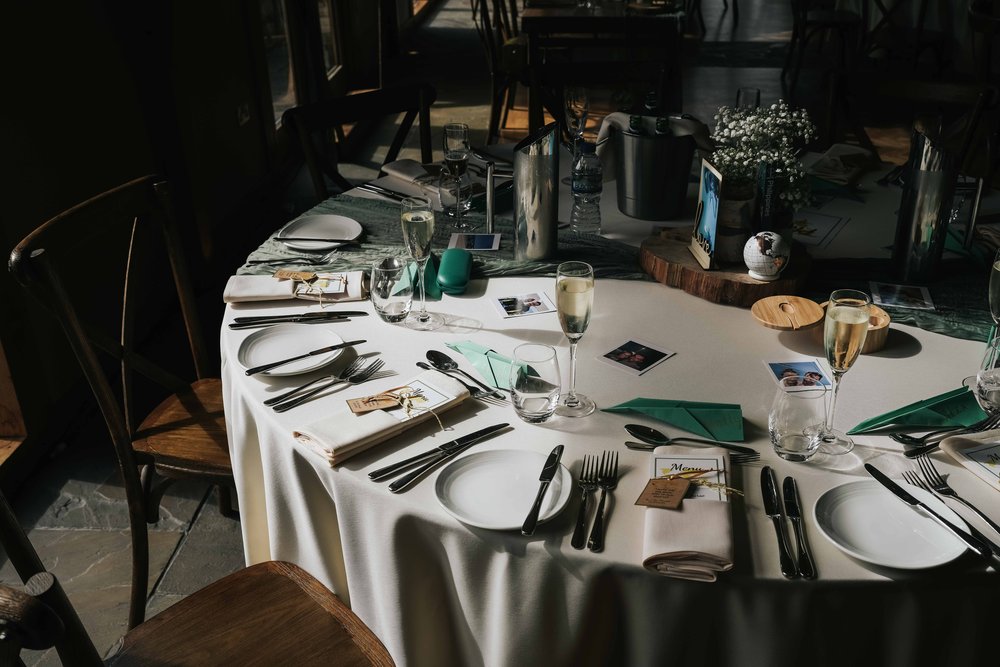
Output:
top-left (638, 227), bottom-right (810, 308)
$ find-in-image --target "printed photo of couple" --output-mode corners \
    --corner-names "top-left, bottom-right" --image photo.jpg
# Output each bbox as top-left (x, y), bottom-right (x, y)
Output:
top-left (765, 360), bottom-right (831, 389)
top-left (601, 339), bottom-right (674, 376)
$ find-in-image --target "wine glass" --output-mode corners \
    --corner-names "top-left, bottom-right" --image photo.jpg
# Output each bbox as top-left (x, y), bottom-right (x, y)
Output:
top-left (555, 261), bottom-right (596, 417)
top-left (988, 249), bottom-right (1000, 333)
top-left (564, 86), bottom-right (589, 151)
top-left (813, 289), bottom-right (871, 454)
top-left (400, 196), bottom-right (443, 331)
top-left (441, 122), bottom-right (472, 226)
top-left (976, 337), bottom-right (1000, 414)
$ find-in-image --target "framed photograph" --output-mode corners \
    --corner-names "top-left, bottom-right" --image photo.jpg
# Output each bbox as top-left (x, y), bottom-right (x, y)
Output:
top-left (491, 292), bottom-right (555, 318)
top-left (870, 282), bottom-right (934, 310)
top-left (690, 159), bottom-right (722, 270)
top-left (599, 339), bottom-right (675, 376)
top-left (764, 360), bottom-right (831, 389)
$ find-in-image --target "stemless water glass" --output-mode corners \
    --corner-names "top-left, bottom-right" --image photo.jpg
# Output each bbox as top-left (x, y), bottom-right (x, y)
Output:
top-left (555, 261), bottom-right (596, 417)
top-left (400, 196), bottom-right (443, 331)
top-left (813, 289), bottom-right (871, 454)
top-left (769, 376), bottom-right (826, 462)
top-left (977, 337), bottom-right (1000, 413)
top-left (370, 256), bottom-right (412, 323)
top-left (509, 343), bottom-right (562, 423)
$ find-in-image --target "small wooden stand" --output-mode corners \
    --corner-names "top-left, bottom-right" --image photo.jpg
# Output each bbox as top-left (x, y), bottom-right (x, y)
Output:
top-left (638, 227), bottom-right (810, 308)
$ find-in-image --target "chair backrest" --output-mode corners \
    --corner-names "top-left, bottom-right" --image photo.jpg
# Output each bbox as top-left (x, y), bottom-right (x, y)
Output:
top-left (282, 83), bottom-right (436, 201)
top-left (8, 176), bottom-right (212, 630)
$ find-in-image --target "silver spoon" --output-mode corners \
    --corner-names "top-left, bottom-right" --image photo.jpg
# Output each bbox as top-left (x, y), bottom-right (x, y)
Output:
top-left (624, 423), bottom-right (758, 457)
top-left (425, 350), bottom-right (509, 397)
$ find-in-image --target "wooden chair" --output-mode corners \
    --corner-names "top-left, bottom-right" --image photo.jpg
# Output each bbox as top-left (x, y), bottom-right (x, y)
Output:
top-left (8, 176), bottom-right (234, 630)
top-left (0, 487), bottom-right (394, 666)
top-left (282, 83), bottom-right (436, 201)
top-left (782, 0), bottom-right (864, 100)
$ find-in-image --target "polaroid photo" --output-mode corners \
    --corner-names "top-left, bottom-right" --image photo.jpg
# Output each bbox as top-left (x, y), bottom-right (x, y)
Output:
top-left (689, 159), bottom-right (722, 270)
top-left (492, 292), bottom-right (555, 318)
top-left (871, 282), bottom-right (934, 310)
top-left (764, 360), bottom-right (832, 389)
top-left (600, 339), bottom-right (675, 376)
top-left (791, 211), bottom-right (850, 248)
top-left (448, 233), bottom-right (501, 251)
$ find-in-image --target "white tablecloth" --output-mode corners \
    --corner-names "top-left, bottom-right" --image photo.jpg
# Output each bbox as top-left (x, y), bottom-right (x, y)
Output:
top-left (222, 273), bottom-right (999, 666)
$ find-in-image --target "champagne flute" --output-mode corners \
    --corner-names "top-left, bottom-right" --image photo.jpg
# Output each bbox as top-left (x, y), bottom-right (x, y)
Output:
top-left (815, 289), bottom-right (871, 454)
top-left (555, 261), bottom-right (596, 417)
top-left (988, 249), bottom-right (1000, 334)
top-left (400, 196), bottom-right (443, 331)
top-left (442, 122), bottom-right (472, 225)
top-left (564, 86), bottom-right (589, 151)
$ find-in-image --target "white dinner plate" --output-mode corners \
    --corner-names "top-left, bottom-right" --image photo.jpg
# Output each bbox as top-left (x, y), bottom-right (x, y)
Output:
top-left (277, 214), bottom-right (363, 251)
top-left (435, 449), bottom-right (572, 531)
top-left (813, 480), bottom-right (969, 570)
top-left (236, 324), bottom-right (345, 377)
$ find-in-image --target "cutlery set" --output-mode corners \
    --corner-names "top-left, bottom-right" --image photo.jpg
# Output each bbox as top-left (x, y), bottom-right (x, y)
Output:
top-left (229, 311), bottom-right (368, 330)
top-left (266, 359), bottom-right (387, 412)
top-left (623, 423), bottom-right (760, 464)
top-left (761, 466), bottom-right (815, 579)
top-left (570, 451), bottom-right (619, 552)
top-left (890, 413), bottom-right (1000, 458)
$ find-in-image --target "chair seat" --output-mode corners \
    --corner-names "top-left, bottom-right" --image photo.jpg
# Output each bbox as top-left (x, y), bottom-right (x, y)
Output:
top-left (134, 378), bottom-right (231, 476)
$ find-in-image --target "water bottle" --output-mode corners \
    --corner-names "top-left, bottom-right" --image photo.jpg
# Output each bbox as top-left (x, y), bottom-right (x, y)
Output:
top-left (571, 140), bottom-right (602, 234)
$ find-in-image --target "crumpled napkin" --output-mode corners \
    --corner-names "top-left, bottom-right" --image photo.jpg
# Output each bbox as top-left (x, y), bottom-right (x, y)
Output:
top-left (641, 445), bottom-right (734, 582)
top-left (847, 386), bottom-right (987, 435)
top-left (291, 371), bottom-right (468, 466)
top-left (603, 398), bottom-right (744, 441)
top-left (445, 341), bottom-right (516, 389)
top-left (223, 275), bottom-right (296, 303)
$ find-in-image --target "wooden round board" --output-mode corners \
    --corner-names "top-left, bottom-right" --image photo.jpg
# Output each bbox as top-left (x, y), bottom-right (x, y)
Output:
top-left (751, 296), bottom-right (824, 331)
top-left (639, 227), bottom-right (810, 308)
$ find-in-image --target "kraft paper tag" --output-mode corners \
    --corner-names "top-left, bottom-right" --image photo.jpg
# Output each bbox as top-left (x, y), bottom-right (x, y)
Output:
top-left (347, 395), bottom-right (401, 414)
top-left (273, 269), bottom-right (316, 282)
top-left (635, 478), bottom-right (691, 510)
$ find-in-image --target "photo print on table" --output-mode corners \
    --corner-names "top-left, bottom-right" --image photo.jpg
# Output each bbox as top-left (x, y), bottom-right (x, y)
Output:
top-left (448, 233), bottom-right (501, 251)
top-left (871, 282), bottom-right (934, 310)
top-left (492, 292), bottom-right (556, 318)
top-left (689, 159), bottom-right (722, 270)
top-left (764, 360), bottom-right (831, 389)
top-left (600, 339), bottom-right (675, 376)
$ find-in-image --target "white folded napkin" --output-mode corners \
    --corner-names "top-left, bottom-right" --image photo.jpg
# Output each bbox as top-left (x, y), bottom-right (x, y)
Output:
top-left (381, 158), bottom-right (437, 185)
top-left (641, 445), bottom-right (734, 582)
top-left (223, 275), bottom-right (297, 303)
top-left (292, 371), bottom-right (469, 466)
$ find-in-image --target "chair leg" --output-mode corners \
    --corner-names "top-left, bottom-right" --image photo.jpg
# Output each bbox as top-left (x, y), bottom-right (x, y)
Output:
top-left (140, 464), bottom-right (176, 524)
top-left (217, 484), bottom-right (239, 519)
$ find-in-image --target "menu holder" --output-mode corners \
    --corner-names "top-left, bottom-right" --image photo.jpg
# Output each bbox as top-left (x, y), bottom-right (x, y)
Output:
top-left (641, 445), bottom-right (734, 582)
top-left (292, 371), bottom-right (470, 466)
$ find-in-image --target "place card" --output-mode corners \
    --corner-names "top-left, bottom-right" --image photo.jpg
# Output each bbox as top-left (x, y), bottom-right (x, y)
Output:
top-left (941, 439), bottom-right (1000, 490)
top-left (635, 478), bottom-right (690, 510)
top-left (272, 269), bottom-right (316, 282)
top-left (448, 232), bottom-right (501, 250)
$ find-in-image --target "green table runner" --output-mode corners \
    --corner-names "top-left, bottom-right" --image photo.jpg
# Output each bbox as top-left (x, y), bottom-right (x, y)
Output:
top-left (238, 194), bottom-right (650, 281)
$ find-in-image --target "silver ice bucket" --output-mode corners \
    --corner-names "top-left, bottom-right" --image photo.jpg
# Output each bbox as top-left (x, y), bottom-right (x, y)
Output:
top-left (513, 122), bottom-right (560, 261)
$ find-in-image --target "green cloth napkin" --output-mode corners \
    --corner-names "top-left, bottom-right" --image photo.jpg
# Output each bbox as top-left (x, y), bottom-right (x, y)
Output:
top-left (445, 341), bottom-right (515, 389)
top-left (396, 254), bottom-right (441, 300)
top-left (847, 386), bottom-right (987, 435)
top-left (603, 398), bottom-right (745, 441)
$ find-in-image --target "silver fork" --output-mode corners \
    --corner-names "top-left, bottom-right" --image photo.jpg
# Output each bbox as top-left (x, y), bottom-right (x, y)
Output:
top-left (272, 359), bottom-right (388, 412)
top-left (587, 451), bottom-right (620, 553)
top-left (415, 362), bottom-right (507, 405)
top-left (570, 455), bottom-right (599, 550)
top-left (916, 455), bottom-right (1000, 536)
top-left (891, 413), bottom-right (1000, 447)
top-left (902, 470), bottom-right (1000, 558)
top-left (264, 357), bottom-right (366, 406)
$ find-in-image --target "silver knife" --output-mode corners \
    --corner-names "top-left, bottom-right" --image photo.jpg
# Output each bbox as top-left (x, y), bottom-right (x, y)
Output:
top-left (761, 466), bottom-right (798, 579)
top-left (521, 445), bottom-right (565, 536)
top-left (369, 423), bottom-right (509, 481)
top-left (356, 182), bottom-right (408, 201)
top-left (233, 311), bottom-right (369, 324)
top-left (244, 339), bottom-right (366, 376)
top-left (864, 464), bottom-right (992, 559)
top-left (383, 423), bottom-right (511, 493)
top-left (782, 476), bottom-right (816, 580)
top-left (229, 315), bottom-right (350, 330)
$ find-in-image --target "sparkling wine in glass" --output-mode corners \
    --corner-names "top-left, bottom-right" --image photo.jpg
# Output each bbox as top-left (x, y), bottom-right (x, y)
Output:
top-left (400, 196), bottom-right (443, 331)
top-left (814, 289), bottom-right (870, 454)
top-left (443, 122), bottom-right (470, 175)
top-left (555, 261), bottom-right (596, 417)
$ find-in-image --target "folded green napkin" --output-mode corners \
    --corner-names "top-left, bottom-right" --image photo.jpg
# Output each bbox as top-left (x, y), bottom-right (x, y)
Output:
top-left (603, 398), bottom-right (744, 441)
top-left (445, 341), bottom-right (515, 389)
top-left (847, 386), bottom-right (987, 435)
top-left (396, 254), bottom-right (441, 300)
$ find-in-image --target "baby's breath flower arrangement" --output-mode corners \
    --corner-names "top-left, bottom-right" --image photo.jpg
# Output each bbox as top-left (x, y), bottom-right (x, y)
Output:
top-left (710, 100), bottom-right (817, 210)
